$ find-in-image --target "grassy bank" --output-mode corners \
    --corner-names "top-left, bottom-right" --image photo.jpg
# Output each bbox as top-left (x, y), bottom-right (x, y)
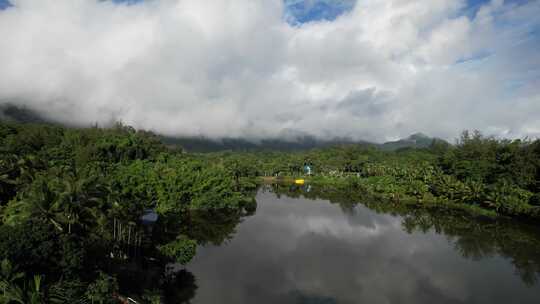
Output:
top-left (221, 134), bottom-right (540, 219)
top-left (259, 175), bottom-right (528, 219)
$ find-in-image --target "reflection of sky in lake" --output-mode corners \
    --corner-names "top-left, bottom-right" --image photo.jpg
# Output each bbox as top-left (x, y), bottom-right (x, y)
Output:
top-left (187, 191), bottom-right (540, 304)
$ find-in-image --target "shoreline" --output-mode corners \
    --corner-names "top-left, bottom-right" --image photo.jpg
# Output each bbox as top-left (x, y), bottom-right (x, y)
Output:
top-left (256, 175), bottom-right (540, 220)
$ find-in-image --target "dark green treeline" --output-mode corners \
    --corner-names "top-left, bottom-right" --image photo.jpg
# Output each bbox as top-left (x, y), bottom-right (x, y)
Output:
top-left (211, 130), bottom-right (540, 218)
top-left (1, 121), bottom-right (539, 303)
top-left (0, 122), bottom-right (256, 303)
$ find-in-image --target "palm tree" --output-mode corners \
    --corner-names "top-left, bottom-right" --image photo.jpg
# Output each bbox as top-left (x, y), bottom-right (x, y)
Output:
top-left (0, 156), bottom-right (20, 205)
top-left (57, 173), bottom-right (106, 234)
top-left (0, 259), bottom-right (85, 304)
top-left (0, 259), bottom-right (25, 304)
top-left (17, 177), bottom-right (66, 232)
top-left (24, 275), bottom-right (44, 304)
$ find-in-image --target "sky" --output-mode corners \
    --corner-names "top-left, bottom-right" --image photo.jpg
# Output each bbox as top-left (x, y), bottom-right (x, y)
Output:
top-left (0, 0), bottom-right (539, 142)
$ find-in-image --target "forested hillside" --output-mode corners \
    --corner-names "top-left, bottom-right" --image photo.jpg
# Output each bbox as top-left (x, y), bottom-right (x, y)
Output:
top-left (0, 121), bottom-right (256, 303)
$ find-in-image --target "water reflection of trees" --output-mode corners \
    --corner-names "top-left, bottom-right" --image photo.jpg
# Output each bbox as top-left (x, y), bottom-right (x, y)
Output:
top-left (264, 183), bottom-right (360, 214)
top-left (267, 184), bottom-right (540, 286)
top-left (111, 205), bottom-right (255, 302)
top-left (401, 211), bottom-right (540, 286)
top-left (182, 208), bottom-right (255, 246)
top-left (162, 269), bottom-right (198, 303)
top-left (115, 262), bottom-right (198, 304)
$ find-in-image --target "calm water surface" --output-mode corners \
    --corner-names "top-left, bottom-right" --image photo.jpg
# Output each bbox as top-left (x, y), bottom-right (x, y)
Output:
top-left (185, 187), bottom-right (540, 304)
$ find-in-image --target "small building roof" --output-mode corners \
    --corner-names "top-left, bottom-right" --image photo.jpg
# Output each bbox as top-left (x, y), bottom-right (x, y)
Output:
top-left (140, 209), bottom-right (158, 225)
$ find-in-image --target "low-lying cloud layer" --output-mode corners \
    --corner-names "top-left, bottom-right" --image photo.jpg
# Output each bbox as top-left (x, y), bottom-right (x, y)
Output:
top-left (0, 0), bottom-right (539, 142)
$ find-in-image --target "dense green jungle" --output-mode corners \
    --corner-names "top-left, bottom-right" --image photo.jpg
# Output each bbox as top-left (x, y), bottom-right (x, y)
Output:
top-left (0, 121), bottom-right (539, 303)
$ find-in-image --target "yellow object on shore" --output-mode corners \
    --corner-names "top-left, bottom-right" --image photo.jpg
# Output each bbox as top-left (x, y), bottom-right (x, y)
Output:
top-left (295, 179), bottom-right (305, 184)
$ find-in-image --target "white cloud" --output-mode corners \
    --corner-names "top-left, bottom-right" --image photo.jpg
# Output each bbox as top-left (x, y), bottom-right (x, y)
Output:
top-left (0, 0), bottom-right (538, 142)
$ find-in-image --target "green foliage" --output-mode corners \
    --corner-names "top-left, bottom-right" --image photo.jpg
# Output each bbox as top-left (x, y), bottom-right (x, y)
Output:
top-left (484, 181), bottom-right (533, 214)
top-left (85, 272), bottom-right (118, 304)
top-left (0, 219), bottom-right (62, 276)
top-left (440, 131), bottom-right (538, 189)
top-left (217, 129), bottom-right (540, 218)
top-left (0, 121), bottom-right (256, 301)
top-left (158, 235), bottom-right (197, 265)
top-left (1, 120), bottom-right (539, 300)
top-left (0, 258), bottom-right (25, 304)
top-left (141, 289), bottom-right (162, 304)
top-left (406, 180), bottom-right (430, 200)
top-left (0, 259), bottom-right (56, 304)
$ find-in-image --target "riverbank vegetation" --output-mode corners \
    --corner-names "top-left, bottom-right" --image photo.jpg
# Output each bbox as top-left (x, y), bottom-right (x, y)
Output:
top-left (1, 121), bottom-right (539, 302)
top-left (0, 121), bottom-right (256, 303)
top-left (212, 130), bottom-right (540, 218)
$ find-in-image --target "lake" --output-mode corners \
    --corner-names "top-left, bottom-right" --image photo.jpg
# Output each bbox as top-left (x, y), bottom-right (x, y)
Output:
top-left (179, 185), bottom-right (540, 304)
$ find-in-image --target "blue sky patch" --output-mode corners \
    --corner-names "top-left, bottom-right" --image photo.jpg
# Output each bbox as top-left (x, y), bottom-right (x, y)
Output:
top-left (284, 0), bottom-right (355, 24)
top-left (463, 0), bottom-right (534, 18)
top-left (0, 0), bottom-right (11, 10)
top-left (455, 51), bottom-right (492, 65)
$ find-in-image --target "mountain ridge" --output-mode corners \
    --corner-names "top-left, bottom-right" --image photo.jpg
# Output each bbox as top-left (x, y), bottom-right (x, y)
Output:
top-left (0, 104), bottom-right (447, 152)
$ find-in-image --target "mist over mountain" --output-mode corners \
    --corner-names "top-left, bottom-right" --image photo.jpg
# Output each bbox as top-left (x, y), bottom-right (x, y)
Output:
top-left (161, 136), bottom-right (375, 152)
top-left (0, 103), bottom-right (50, 124)
top-left (0, 105), bottom-right (445, 152)
top-left (163, 133), bottom-right (447, 152)
top-left (380, 133), bottom-right (447, 151)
